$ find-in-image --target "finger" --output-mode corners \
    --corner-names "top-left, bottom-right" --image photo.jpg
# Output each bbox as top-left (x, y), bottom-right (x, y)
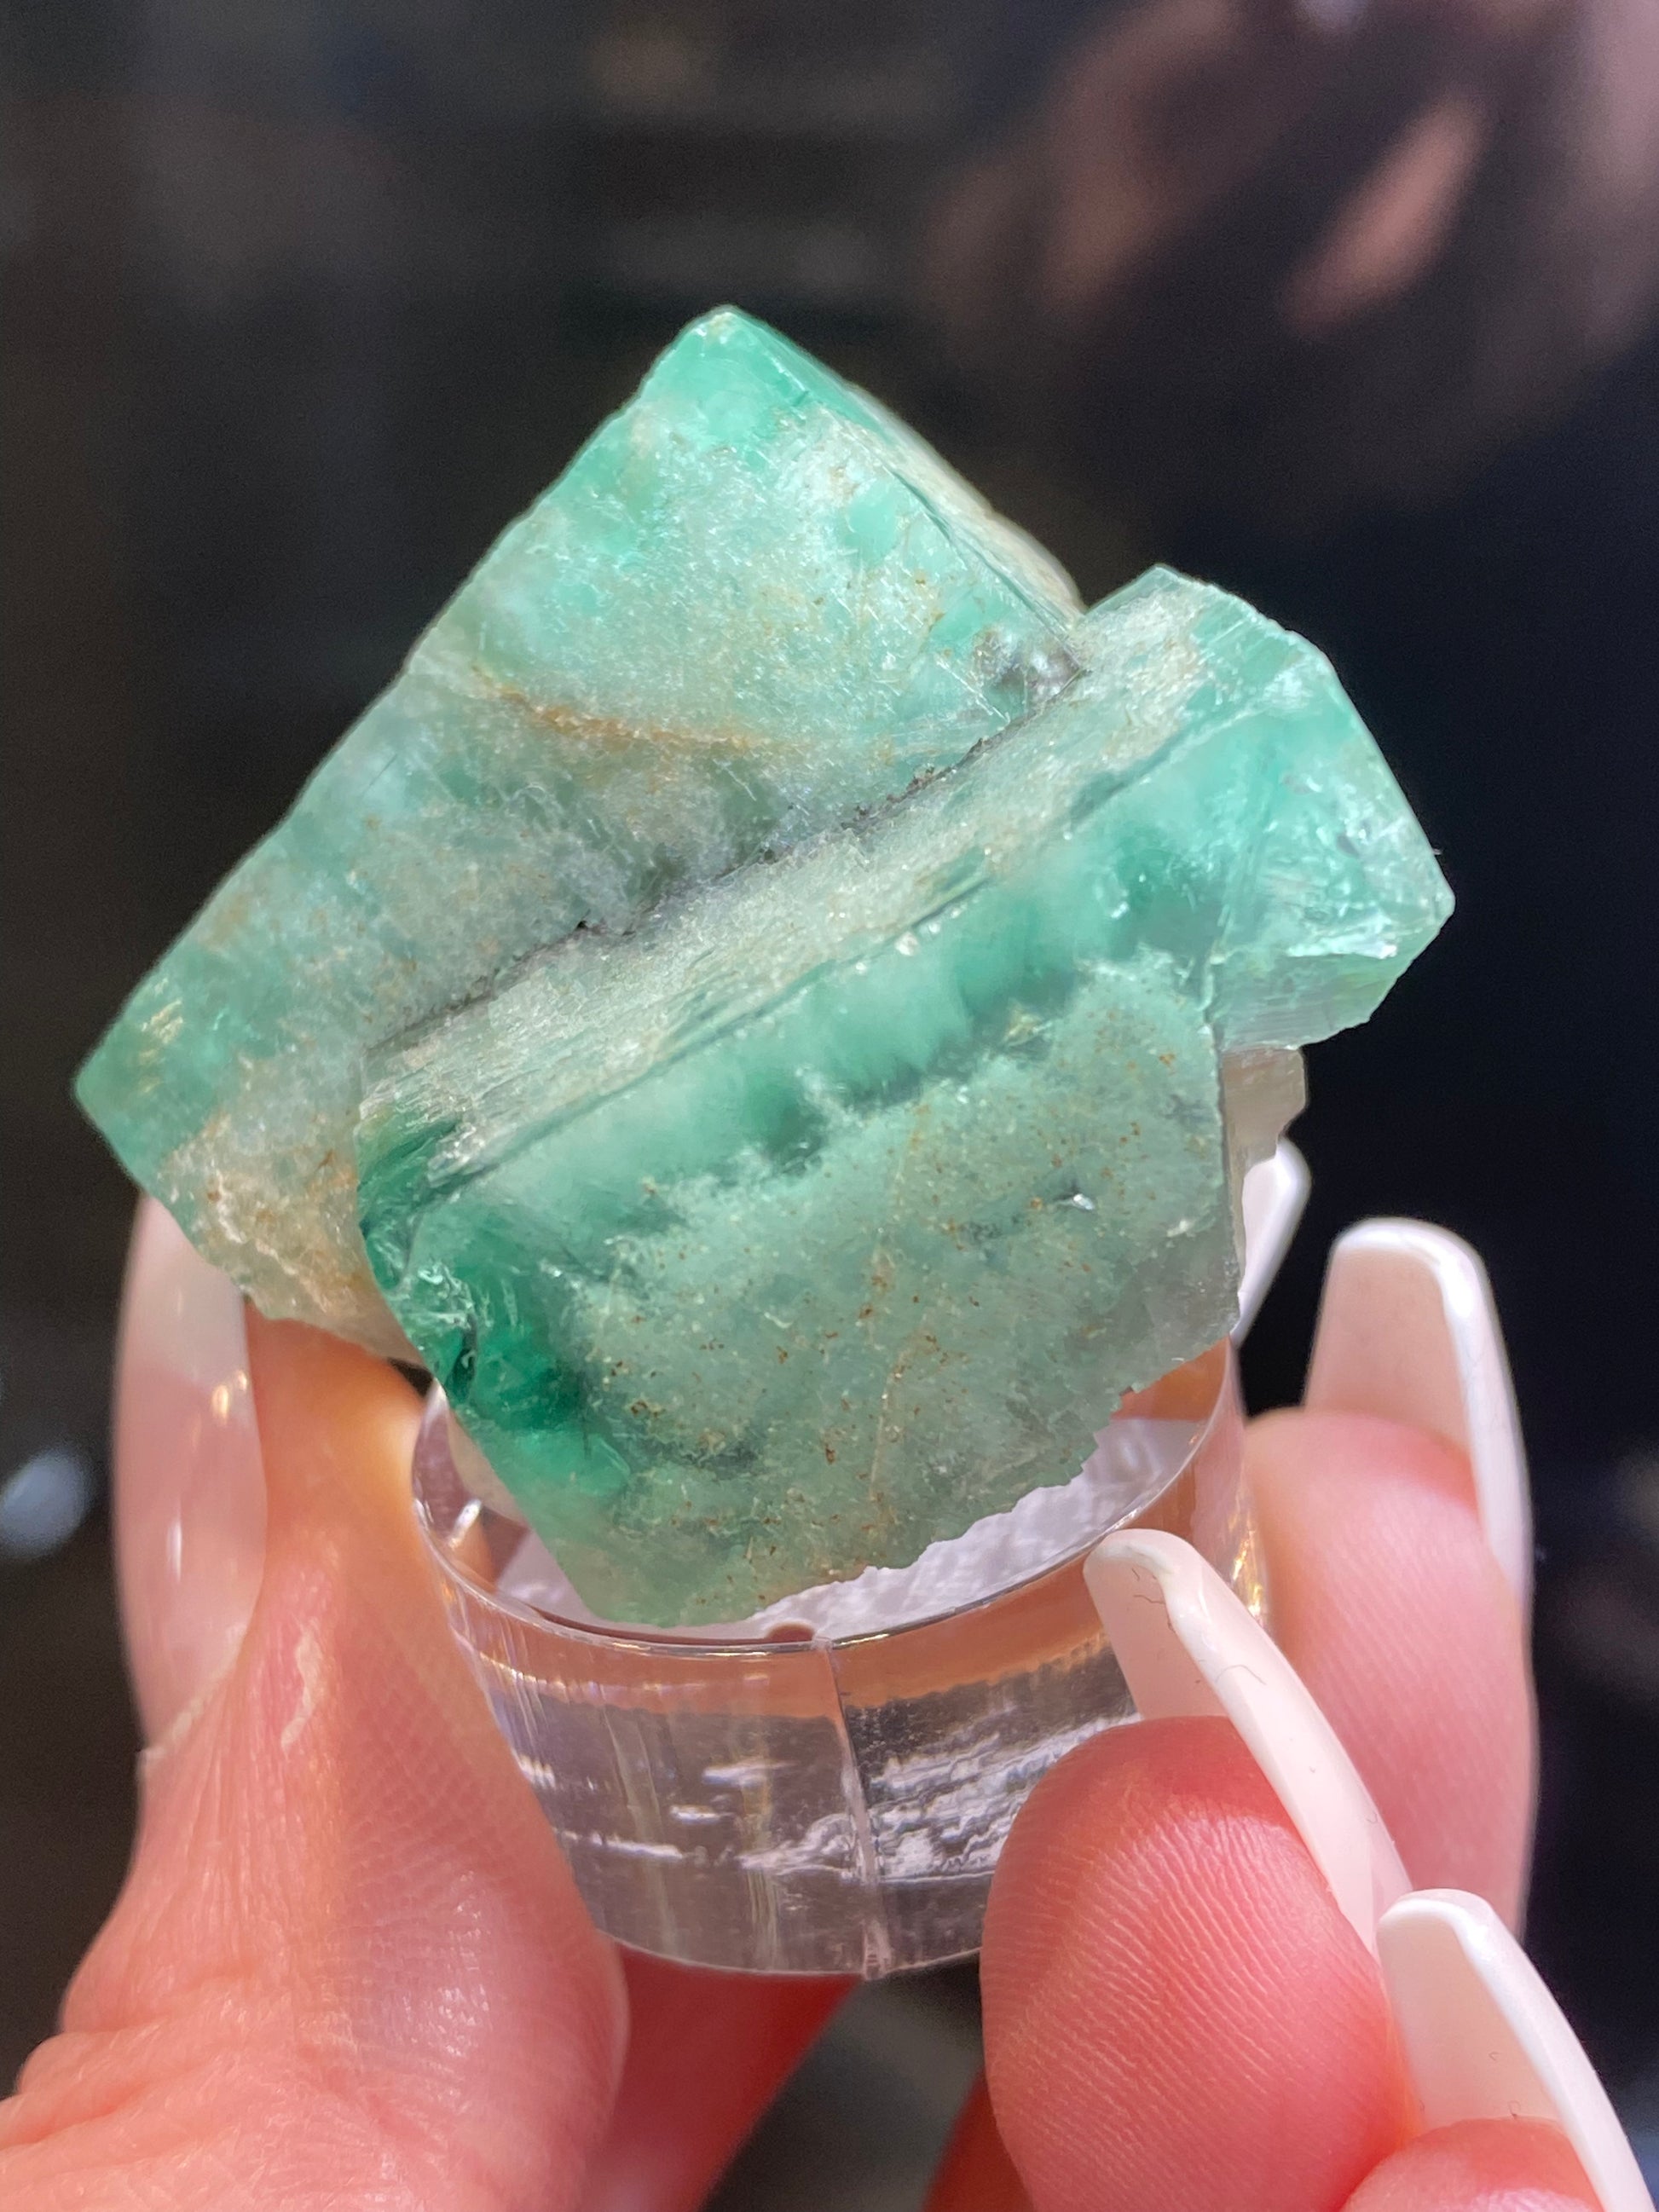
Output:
top-left (979, 1712), bottom-right (1410, 2212)
top-left (109, 1206), bottom-right (843, 2212)
top-left (581, 1957), bottom-right (849, 2212)
top-left (973, 1511), bottom-right (1640, 2212)
top-left (1251, 1225), bottom-right (1535, 1919)
top-left (1084, 1539), bottom-right (1646, 2209)
top-left (0, 1292), bottom-right (626, 2210)
top-left (1246, 1408), bottom-right (1533, 1918)
top-left (926, 2077), bottom-right (1032, 2212)
top-left (1342, 2119), bottom-right (1599, 2209)
top-left (1378, 1890), bottom-right (1652, 2212)
top-left (1282, 90), bottom-right (1491, 337)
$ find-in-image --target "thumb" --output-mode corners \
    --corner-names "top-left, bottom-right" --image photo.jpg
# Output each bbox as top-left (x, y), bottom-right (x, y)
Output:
top-left (0, 1205), bottom-right (626, 2212)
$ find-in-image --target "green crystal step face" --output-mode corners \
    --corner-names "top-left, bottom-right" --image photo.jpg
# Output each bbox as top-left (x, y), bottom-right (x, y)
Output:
top-left (359, 569), bottom-right (1452, 1625)
top-left (75, 309), bottom-right (1080, 1353)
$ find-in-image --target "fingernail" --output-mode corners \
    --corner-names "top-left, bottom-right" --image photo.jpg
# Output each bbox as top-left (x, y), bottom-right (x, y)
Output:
top-left (1305, 1222), bottom-right (1531, 1618)
top-left (1235, 1141), bottom-right (1311, 1341)
top-left (1086, 1529), bottom-right (1408, 1952)
top-left (114, 1198), bottom-right (266, 1743)
top-left (1379, 1891), bottom-right (1654, 2211)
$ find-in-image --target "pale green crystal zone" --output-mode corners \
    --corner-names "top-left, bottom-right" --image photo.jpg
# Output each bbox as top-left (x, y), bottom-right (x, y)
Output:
top-left (359, 568), bottom-right (1451, 1624)
top-left (74, 307), bottom-right (1079, 1354)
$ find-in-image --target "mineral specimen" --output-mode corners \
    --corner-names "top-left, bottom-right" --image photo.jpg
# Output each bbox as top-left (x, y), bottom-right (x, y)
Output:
top-left (356, 567), bottom-right (1449, 1621)
top-left (76, 308), bottom-right (1452, 1625)
top-left (76, 309), bottom-right (1079, 1354)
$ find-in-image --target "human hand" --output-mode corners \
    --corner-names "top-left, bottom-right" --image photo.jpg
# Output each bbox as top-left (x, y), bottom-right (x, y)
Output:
top-left (0, 1203), bottom-right (1642, 2210)
top-left (924, 0), bottom-right (1659, 526)
top-left (0, 1202), bottom-right (847, 2211)
top-left (934, 1224), bottom-right (1648, 2212)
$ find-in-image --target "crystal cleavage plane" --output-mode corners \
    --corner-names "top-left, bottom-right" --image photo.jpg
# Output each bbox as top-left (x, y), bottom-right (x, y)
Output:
top-left (77, 309), bottom-right (1452, 1626)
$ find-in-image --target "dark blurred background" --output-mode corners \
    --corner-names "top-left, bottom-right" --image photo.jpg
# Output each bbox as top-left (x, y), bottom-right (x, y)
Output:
top-left (8, 0), bottom-right (1659, 2198)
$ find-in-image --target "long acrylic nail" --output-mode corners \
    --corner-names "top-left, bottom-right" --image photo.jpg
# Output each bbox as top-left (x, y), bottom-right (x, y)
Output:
top-left (1086, 1529), bottom-right (1408, 1952)
top-left (114, 1198), bottom-right (266, 1742)
top-left (1235, 1141), bottom-right (1311, 1341)
top-left (1305, 1221), bottom-right (1531, 1617)
top-left (1379, 1891), bottom-right (1654, 2211)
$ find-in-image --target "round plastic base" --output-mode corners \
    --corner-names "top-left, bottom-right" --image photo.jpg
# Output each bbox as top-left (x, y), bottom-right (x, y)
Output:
top-left (412, 1342), bottom-right (1260, 1977)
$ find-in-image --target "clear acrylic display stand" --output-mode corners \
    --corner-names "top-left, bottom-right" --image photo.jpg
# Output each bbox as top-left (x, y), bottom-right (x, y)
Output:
top-left (412, 1337), bottom-right (1259, 1977)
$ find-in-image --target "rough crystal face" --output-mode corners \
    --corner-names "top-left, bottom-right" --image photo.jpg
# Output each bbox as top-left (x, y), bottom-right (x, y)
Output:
top-left (357, 569), bottom-right (1451, 1622)
top-left (75, 309), bottom-right (1079, 1353)
top-left (74, 309), bottom-right (1453, 1626)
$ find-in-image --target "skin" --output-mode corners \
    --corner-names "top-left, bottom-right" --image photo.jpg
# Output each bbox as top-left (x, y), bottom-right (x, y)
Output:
top-left (923, 0), bottom-right (1659, 528)
top-left (0, 1308), bottom-right (1591, 2211)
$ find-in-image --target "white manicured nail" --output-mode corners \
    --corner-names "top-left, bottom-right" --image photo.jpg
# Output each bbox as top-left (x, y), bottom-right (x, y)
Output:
top-left (1235, 1141), bottom-right (1311, 1341)
top-left (1086, 1529), bottom-right (1408, 1952)
top-left (115, 1198), bottom-right (266, 1743)
top-left (1305, 1221), bottom-right (1531, 1616)
top-left (1379, 1891), bottom-right (1653, 2210)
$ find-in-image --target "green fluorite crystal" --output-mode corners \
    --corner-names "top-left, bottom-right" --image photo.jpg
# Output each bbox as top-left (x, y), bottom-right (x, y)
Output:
top-left (76, 309), bottom-right (1452, 1625)
top-left (76, 309), bottom-right (1078, 1354)
top-left (357, 568), bottom-right (1449, 1622)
